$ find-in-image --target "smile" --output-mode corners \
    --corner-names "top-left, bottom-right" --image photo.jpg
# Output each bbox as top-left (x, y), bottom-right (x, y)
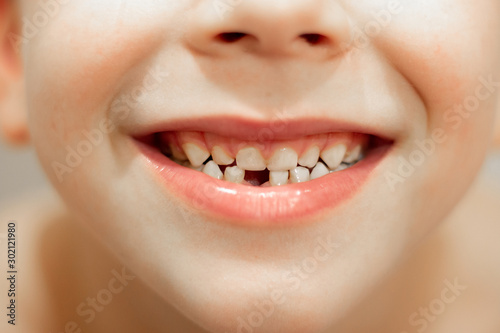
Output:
top-left (133, 117), bottom-right (393, 226)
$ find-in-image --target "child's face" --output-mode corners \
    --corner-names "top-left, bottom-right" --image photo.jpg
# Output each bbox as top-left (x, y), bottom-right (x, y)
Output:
top-left (12, 0), bottom-right (500, 331)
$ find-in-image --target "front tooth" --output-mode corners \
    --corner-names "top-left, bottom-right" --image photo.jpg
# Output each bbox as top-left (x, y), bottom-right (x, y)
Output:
top-left (267, 148), bottom-right (298, 171)
top-left (298, 146), bottom-right (320, 168)
top-left (202, 161), bottom-right (223, 180)
top-left (343, 145), bottom-right (362, 163)
top-left (182, 143), bottom-right (210, 167)
top-left (270, 171), bottom-right (289, 186)
top-left (320, 144), bottom-right (347, 169)
top-left (236, 147), bottom-right (266, 171)
top-left (212, 146), bottom-right (235, 165)
top-left (310, 162), bottom-right (329, 180)
top-left (289, 167), bottom-right (310, 183)
top-left (224, 166), bottom-right (245, 183)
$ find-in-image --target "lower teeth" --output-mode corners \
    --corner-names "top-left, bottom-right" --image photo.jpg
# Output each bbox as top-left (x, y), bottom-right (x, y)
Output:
top-left (170, 155), bottom-right (360, 187)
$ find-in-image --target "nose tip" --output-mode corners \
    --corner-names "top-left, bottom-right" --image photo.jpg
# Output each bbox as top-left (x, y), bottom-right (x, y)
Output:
top-left (186, 0), bottom-right (353, 59)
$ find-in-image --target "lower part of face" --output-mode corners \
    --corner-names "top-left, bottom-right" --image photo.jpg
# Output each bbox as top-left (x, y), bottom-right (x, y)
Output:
top-left (23, 0), bottom-right (500, 332)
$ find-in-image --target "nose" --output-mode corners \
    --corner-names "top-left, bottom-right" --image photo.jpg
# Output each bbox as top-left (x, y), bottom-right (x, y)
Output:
top-left (186, 0), bottom-right (353, 59)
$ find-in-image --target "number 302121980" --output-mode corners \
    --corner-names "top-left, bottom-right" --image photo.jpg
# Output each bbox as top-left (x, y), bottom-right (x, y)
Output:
top-left (7, 222), bottom-right (16, 268)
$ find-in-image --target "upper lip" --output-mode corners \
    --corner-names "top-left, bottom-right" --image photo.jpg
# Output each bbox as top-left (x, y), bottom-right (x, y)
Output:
top-left (128, 115), bottom-right (398, 142)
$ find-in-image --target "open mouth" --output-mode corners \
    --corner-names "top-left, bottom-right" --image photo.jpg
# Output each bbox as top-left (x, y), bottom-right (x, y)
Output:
top-left (145, 131), bottom-right (372, 186)
top-left (133, 118), bottom-right (393, 226)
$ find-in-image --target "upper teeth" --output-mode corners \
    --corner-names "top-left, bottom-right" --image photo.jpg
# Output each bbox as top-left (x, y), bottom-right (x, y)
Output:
top-left (212, 146), bottom-right (235, 165)
top-left (343, 145), bottom-right (362, 163)
top-left (236, 147), bottom-right (267, 171)
top-left (320, 144), bottom-right (347, 169)
top-left (298, 146), bottom-right (320, 168)
top-left (267, 148), bottom-right (298, 171)
top-left (182, 143), bottom-right (210, 167)
top-left (166, 133), bottom-right (366, 186)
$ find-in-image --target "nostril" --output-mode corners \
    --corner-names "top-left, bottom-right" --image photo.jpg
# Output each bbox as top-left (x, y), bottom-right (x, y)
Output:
top-left (299, 33), bottom-right (329, 46)
top-left (216, 32), bottom-right (248, 43)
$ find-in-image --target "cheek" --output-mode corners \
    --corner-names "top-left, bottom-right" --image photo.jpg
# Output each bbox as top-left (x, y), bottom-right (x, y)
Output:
top-left (349, 0), bottom-right (500, 146)
top-left (24, 2), bottom-right (174, 184)
top-left (386, 1), bottom-right (499, 152)
top-left (26, 3), bottom-right (164, 126)
top-left (372, 1), bottom-right (500, 231)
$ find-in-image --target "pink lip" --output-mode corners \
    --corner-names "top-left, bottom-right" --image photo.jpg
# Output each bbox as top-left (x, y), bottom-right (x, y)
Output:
top-left (129, 116), bottom-right (394, 142)
top-left (135, 140), bottom-right (390, 227)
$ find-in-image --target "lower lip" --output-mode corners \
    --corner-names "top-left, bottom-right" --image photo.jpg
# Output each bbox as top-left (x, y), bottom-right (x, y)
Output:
top-left (136, 141), bottom-right (390, 227)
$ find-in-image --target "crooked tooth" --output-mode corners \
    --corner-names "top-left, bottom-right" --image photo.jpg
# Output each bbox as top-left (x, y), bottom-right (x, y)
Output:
top-left (236, 147), bottom-right (266, 171)
top-left (298, 146), bottom-right (320, 168)
top-left (270, 171), bottom-right (289, 186)
top-left (320, 144), bottom-right (347, 169)
top-left (224, 166), bottom-right (245, 183)
top-left (267, 148), bottom-right (298, 171)
top-left (202, 161), bottom-right (223, 180)
top-left (310, 162), bottom-right (329, 180)
top-left (182, 143), bottom-right (210, 167)
top-left (212, 146), bottom-right (235, 165)
top-left (343, 145), bottom-right (362, 163)
top-left (289, 167), bottom-right (310, 183)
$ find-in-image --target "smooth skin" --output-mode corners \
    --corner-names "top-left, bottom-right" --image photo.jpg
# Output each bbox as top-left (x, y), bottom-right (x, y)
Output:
top-left (1, 1), bottom-right (500, 332)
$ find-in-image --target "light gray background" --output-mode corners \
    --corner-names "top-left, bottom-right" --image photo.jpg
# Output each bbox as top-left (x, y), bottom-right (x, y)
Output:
top-left (0, 142), bottom-right (499, 207)
top-left (0, 142), bottom-right (50, 205)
